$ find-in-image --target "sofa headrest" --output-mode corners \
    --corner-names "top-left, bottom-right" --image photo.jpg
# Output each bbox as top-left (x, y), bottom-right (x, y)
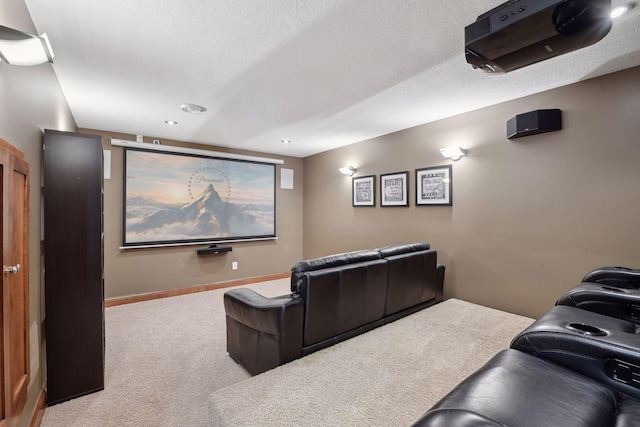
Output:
top-left (581, 266), bottom-right (640, 289)
top-left (376, 242), bottom-right (430, 257)
top-left (290, 249), bottom-right (381, 293)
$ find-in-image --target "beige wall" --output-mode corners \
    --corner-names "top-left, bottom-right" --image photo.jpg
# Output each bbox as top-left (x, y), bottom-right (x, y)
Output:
top-left (303, 66), bottom-right (640, 319)
top-left (0, 0), bottom-right (77, 424)
top-left (80, 130), bottom-right (303, 299)
top-left (3, 0), bottom-right (639, 418)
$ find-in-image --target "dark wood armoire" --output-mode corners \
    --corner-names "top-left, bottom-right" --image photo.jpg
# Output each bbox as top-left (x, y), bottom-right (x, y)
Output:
top-left (43, 129), bottom-right (104, 405)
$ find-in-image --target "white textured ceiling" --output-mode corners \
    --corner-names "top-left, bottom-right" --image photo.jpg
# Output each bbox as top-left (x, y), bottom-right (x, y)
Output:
top-left (23, 0), bottom-right (640, 158)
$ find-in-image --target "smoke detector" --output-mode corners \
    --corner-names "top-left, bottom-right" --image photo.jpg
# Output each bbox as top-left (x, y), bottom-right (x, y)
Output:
top-left (179, 104), bottom-right (207, 114)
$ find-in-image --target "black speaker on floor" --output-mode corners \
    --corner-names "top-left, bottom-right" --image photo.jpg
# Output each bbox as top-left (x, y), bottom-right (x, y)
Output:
top-left (507, 109), bottom-right (562, 140)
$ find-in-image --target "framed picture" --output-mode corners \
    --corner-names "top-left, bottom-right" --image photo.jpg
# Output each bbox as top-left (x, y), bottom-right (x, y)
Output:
top-left (380, 171), bottom-right (409, 207)
top-left (416, 165), bottom-right (452, 206)
top-left (352, 175), bottom-right (376, 207)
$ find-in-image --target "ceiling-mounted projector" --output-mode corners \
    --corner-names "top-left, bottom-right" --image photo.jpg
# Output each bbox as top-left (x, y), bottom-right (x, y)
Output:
top-left (465, 0), bottom-right (612, 73)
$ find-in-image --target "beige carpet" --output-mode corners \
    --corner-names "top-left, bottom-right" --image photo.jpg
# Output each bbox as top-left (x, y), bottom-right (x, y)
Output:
top-left (40, 279), bottom-right (292, 427)
top-left (40, 278), bottom-right (533, 427)
top-left (210, 298), bottom-right (533, 426)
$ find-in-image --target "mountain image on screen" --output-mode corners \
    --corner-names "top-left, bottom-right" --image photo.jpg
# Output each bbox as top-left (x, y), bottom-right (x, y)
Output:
top-left (126, 183), bottom-right (267, 242)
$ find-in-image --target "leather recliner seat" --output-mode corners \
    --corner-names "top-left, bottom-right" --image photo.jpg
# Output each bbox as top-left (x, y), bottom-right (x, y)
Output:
top-left (413, 266), bottom-right (640, 426)
top-left (412, 348), bottom-right (640, 427)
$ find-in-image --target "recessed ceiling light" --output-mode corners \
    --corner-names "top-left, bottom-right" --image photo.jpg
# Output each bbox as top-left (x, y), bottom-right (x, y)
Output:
top-left (281, 139), bottom-right (292, 144)
top-left (180, 104), bottom-right (207, 114)
top-left (612, 2), bottom-right (636, 18)
top-left (164, 120), bottom-right (178, 125)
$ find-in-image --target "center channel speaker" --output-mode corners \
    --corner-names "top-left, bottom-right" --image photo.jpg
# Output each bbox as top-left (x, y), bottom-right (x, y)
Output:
top-left (196, 245), bottom-right (232, 255)
top-left (507, 109), bottom-right (562, 140)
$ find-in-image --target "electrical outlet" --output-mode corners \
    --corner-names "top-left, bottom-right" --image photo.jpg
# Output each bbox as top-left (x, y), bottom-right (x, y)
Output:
top-left (232, 261), bottom-right (238, 270)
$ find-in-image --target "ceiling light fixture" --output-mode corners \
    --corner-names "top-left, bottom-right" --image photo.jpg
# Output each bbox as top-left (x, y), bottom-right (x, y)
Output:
top-left (281, 139), bottom-right (291, 144)
top-left (164, 120), bottom-right (178, 126)
top-left (440, 147), bottom-right (468, 161)
top-left (339, 166), bottom-right (357, 176)
top-left (0, 24), bottom-right (55, 66)
top-left (179, 104), bottom-right (207, 114)
top-left (612, 2), bottom-right (636, 18)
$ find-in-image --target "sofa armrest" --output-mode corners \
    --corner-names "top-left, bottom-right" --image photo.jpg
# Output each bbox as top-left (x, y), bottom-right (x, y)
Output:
top-left (224, 288), bottom-right (300, 335)
top-left (436, 264), bottom-right (445, 303)
top-left (582, 266), bottom-right (640, 289)
top-left (556, 283), bottom-right (640, 324)
top-left (224, 288), bottom-right (304, 375)
top-left (511, 305), bottom-right (640, 400)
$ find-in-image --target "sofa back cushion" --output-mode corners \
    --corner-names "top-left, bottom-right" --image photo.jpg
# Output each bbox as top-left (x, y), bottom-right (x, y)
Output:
top-left (377, 242), bottom-right (430, 257)
top-left (298, 258), bottom-right (388, 347)
top-left (290, 249), bottom-right (381, 293)
top-left (379, 243), bottom-right (439, 316)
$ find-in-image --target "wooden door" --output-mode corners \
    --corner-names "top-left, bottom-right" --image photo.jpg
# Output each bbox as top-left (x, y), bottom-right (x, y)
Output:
top-left (0, 138), bottom-right (30, 426)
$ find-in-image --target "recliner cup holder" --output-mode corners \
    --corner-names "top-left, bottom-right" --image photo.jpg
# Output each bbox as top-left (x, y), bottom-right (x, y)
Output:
top-left (566, 322), bottom-right (607, 336)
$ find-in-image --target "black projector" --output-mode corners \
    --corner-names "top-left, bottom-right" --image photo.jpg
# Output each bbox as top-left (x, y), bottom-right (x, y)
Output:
top-left (465, 0), bottom-right (612, 73)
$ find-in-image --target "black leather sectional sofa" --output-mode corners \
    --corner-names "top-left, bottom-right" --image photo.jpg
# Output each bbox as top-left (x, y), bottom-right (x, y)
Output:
top-left (413, 266), bottom-right (640, 426)
top-left (224, 242), bottom-right (445, 375)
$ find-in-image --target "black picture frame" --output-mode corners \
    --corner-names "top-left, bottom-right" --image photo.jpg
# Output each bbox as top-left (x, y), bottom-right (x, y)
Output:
top-left (352, 175), bottom-right (376, 207)
top-left (415, 165), bottom-right (452, 206)
top-left (380, 171), bottom-right (409, 207)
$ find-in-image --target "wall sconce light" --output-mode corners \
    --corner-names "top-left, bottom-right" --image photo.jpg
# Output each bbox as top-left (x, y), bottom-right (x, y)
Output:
top-left (338, 166), bottom-right (357, 176)
top-left (439, 147), bottom-right (467, 161)
top-left (612, 2), bottom-right (636, 18)
top-left (0, 25), bottom-right (55, 66)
